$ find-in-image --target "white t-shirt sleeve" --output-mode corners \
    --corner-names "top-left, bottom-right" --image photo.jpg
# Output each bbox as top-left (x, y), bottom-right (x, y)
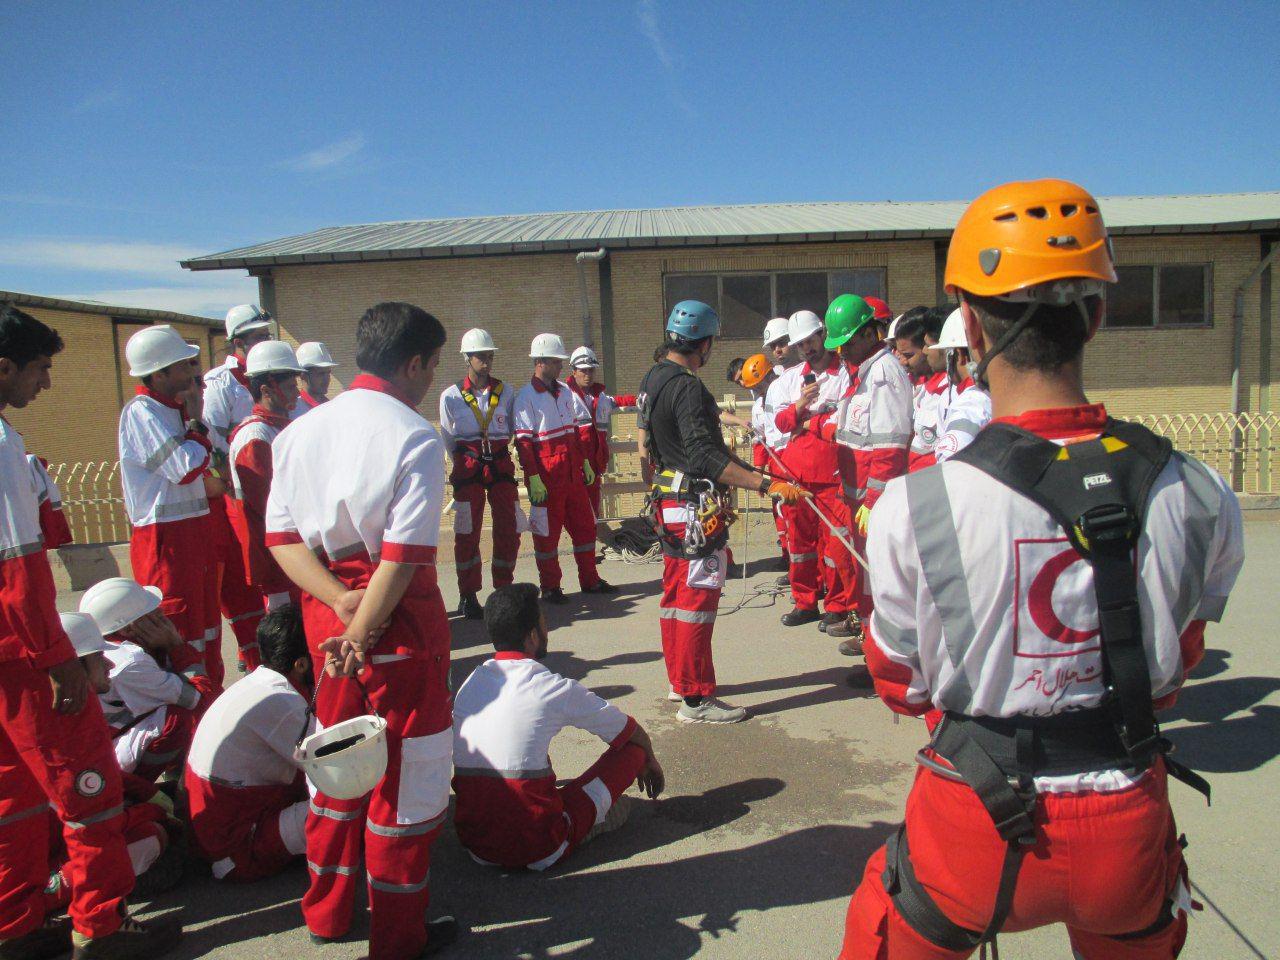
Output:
top-left (866, 482), bottom-right (932, 708)
top-left (382, 431), bottom-right (445, 562)
top-left (120, 403), bottom-right (208, 483)
top-left (1196, 462), bottom-right (1245, 622)
top-left (113, 653), bottom-right (189, 713)
top-left (554, 676), bottom-right (631, 744)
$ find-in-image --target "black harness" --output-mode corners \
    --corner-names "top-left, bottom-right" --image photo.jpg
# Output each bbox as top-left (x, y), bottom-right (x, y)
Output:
top-left (883, 418), bottom-right (1209, 954)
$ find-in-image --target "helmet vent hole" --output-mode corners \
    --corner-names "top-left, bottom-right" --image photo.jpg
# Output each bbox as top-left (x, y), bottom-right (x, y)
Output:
top-left (994, 212), bottom-right (1018, 222)
top-left (1085, 205), bottom-right (1098, 214)
top-left (1026, 206), bottom-right (1048, 220)
top-left (1060, 204), bottom-right (1078, 217)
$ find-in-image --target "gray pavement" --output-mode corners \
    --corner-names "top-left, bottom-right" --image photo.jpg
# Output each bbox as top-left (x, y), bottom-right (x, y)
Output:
top-left (68, 516), bottom-right (1280, 959)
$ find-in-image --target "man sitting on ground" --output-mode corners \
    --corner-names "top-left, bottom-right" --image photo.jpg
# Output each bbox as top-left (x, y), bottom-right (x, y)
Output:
top-left (184, 605), bottom-right (312, 883)
top-left (452, 583), bottom-right (664, 870)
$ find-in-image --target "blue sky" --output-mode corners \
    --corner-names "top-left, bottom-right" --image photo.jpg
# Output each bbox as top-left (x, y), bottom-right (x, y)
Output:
top-left (3, 1), bottom-right (1275, 318)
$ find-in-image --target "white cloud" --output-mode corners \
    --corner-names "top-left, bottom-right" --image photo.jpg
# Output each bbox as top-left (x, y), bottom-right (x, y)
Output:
top-left (635, 0), bottom-right (695, 118)
top-left (53, 278), bottom-right (259, 319)
top-left (0, 239), bottom-right (191, 275)
top-left (279, 134), bottom-right (366, 172)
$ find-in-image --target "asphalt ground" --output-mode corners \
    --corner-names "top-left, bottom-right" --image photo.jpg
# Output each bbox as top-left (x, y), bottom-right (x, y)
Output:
top-left (57, 515), bottom-right (1279, 959)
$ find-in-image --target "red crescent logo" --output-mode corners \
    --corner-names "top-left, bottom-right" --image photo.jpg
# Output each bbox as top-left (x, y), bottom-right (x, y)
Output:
top-left (1027, 547), bottom-right (1099, 645)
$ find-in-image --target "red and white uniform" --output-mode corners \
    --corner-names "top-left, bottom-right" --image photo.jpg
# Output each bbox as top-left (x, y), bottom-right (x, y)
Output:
top-left (288, 389), bottom-right (327, 421)
top-left (908, 371), bottom-right (949, 472)
top-left (934, 378), bottom-right (993, 463)
top-left (0, 416), bottom-right (134, 941)
top-left (118, 387), bottom-right (217, 680)
top-left (202, 355), bottom-right (270, 679)
top-left (439, 377), bottom-right (519, 595)
top-left (28, 455), bottom-right (72, 548)
top-left (228, 406), bottom-right (295, 667)
top-left (749, 386), bottom-right (789, 558)
top-left (452, 652), bottom-right (644, 869)
top-left (512, 378), bottom-right (601, 591)
top-left (184, 666), bottom-right (309, 882)
top-left (566, 381), bottom-right (636, 517)
top-left (841, 404), bottom-right (1246, 959)
top-left (266, 374), bottom-right (453, 960)
top-left (774, 356), bottom-right (853, 614)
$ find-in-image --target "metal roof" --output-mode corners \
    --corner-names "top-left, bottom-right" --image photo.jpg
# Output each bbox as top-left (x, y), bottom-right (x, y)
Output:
top-left (1, 290), bottom-right (220, 327)
top-left (182, 190), bottom-right (1280, 271)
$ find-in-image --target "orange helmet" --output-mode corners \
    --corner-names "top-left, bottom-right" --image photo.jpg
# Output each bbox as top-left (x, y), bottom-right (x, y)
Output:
top-left (739, 353), bottom-right (771, 389)
top-left (944, 179), bottom-right (1117, 299)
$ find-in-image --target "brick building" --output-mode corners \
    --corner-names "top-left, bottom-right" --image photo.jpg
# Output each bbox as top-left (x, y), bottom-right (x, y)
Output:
top-left (183, 191), bottom-right (1280, 424)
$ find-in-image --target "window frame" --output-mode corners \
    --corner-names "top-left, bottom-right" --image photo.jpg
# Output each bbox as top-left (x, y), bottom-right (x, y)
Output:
top-left (1102, 262), bottom-right (1213, 331)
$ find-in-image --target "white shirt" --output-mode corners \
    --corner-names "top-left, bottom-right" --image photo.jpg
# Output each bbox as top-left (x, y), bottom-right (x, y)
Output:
top-left (187, 666), bottom-right (309, 788)
top-left (100, 641), bottom-right (200, 724)
top-left (266, 379), bottom-right (445, 565)
top-left (0, 419), bottom-right (42, 563)
top-left (202, 355), bottom-right (254, 455)
top-left (228, 417), bottom-right (286, 501)
top-left (439, 379), bottom-right (516, 453)
top-left (772, 358), bottom-right (850, 433)
top-left (512, 379), bottom-right (593, 448)
top-left (934, 385), bottom-right (994, 463)
top-left (118, 393), bottom-right (210, 526)
top-left (833, 346), bottom-right (915, 454)
top-left (761, 373), bottom-right (794, 451)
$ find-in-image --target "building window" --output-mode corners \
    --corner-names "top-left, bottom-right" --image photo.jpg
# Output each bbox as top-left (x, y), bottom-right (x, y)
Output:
top-left (663, 268), bottom-right (887, 339)
top-left (1105, 264), bottom-right (1211, 328)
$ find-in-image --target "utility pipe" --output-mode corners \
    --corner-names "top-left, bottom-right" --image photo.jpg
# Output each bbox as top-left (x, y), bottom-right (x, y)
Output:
top-left (1229, 243), bottom-right (1280, 490)
top-left (575, 248), bottom-right (608, 349)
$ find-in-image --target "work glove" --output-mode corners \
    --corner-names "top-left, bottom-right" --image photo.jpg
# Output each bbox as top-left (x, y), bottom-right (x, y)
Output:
top-left (147, 787), bottom-right (176, 820)
top-left (528, 475), bottom-right (548, 505)
top-left (583, 461), bottom-right (596, 486)
top-left (768, 480), bottom-right (811, 504)
top-left (855, 503), bottom-right (872, 536)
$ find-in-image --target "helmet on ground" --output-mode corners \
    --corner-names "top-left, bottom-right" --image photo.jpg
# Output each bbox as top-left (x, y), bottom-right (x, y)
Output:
top-left (926, 308), bottom-right (968, 351)
top-left (762, 317), bottom-right (790, 348)
top-left (787, 310), bottom-right (824, 346)
top-left (529, 333), bottom-right (569, 360)
top-left (60, 612), bottom-right (108, 657)
top-left (459, 328), bottom-right (498, 355)
top-left (296, 342), bottom-right (338, 369)
top-left (823, 295), bottom-right (875, 350)
top-left (864, 297), bottom-right (892, 321)
top-left (945, 178), bottom-right (1117, 300)
top-left (125, 325), bottom-right (200, 378)
top-left (666, 301), bottom-right (720, 341)
top-left (80, 578), bottom-right (162, 635)
top-left (245, 341), bottom-right (304, 377)
top-left (570, 346), bottom-right (599, 369)
top-left (225, 304), bottom-right (273, 340)
top-left (739, 354), bottom-right (770, 389)
top-left (295, 713), bottom-right (388, 800)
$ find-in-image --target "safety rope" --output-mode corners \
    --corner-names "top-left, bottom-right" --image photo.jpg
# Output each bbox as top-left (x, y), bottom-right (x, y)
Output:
top-left (602, 525), bottom-right (663, 564)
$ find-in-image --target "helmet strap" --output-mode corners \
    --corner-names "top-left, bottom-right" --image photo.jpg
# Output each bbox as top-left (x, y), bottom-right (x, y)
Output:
top-left (970, 300), bottom-right (1038, 391)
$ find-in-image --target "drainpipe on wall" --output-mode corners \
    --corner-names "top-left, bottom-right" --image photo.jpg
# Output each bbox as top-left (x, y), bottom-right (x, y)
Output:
top-left (575, 248), bottom-right (608, 349)
top-left (1229, 243), bottom-right (1280, 490)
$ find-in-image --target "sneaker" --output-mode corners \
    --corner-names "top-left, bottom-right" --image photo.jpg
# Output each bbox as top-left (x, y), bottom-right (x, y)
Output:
top-left (0, 916), bottom-right (71, 960)
top-left (780, 606), bottom-right (822, 627)
top-left (583, 795), bottom-right (632, 844)
top-left (677, 698), bottom-right (748, 724)
top-left (541, 587), bottom-right (569, 605)
top-left (71, 914), bottom-right (181, 960)
top-left (774, 573), bottom-right (791, 588)
top-left (458, 592), bottom-right (483, 620)
top-left (582, 580), bottom-right (617, 595)
top-left (667, 687), bottom-right (684, 702)
top-left (417, 916), bottom-right (461, 958)
top-left (817, 611), bottom-right (843, 634)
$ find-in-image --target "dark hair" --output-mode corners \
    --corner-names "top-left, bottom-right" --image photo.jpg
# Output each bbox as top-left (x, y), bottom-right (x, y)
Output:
top-left (356, 302), bottom-right (446, 379)
top-left (652, 345), bottom-right (666, 363)
top-left (0, 304), bottom-right (64, 367)
top-left (247, 372), bottom-right (293, 402)
top-left (894, 305), bottom-right (943, 348)
top-left (726, 357), bottom-right (745, 385)
top-left (663, 332), bottom-right (710, 357)
top-left (257, 604), bottom-right (308, 673)
top-left (484, 583), bottom-right (542, 653)
top-left (962, 294), bottom-right (1101, 372)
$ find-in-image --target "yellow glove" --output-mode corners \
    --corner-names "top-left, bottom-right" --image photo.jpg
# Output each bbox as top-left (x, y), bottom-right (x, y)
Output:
top-left (528, 475), bottom-right (548, 504)
top-left (855, 503), bottom-right (872, 537)
top-left (148, 788), bottom-right (176, 820)
top-left (583, 461), bottom-right (596, 486)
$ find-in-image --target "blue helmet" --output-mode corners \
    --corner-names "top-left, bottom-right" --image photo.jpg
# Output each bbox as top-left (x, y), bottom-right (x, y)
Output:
top-left (666, 300), bottom-right (721, 341)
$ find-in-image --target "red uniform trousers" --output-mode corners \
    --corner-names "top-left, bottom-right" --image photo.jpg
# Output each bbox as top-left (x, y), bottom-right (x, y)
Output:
top-left (839, 763), bottom-right (1189, 959)
top-left (301, 559), bottom-right (453, 960)
top-left (559, 743), bottom-right (644, 853)
top-left (531, 480), bottom-right (600, 591)
top-left (0, 660), bottom-right (132, 940)
top-left (129, 515), bottom-right (219, 683)
top-left (451, 460), bottom-right (520, 596)
top-left (787, 484), bottom-right (856, 614)
top-left (207, 496), bottom-right (265, 677)
top-left (185, 772), bottom-right (305, 883)
top-left (44, 802), bottom-right (169, 915)
top-left (658, 505), bottom-right (723, 698)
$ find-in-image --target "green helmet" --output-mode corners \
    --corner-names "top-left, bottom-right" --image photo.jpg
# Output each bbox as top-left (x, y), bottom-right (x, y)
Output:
top-left (824, 294), bottom-right (875, 350)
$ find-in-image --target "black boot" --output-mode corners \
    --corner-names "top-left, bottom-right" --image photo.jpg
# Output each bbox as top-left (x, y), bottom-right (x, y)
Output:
top-left (780, 606), bottom-right (822, 627)
top-left (417, 916), bottom-right (462, 957)
top-left (458, 592), bottom-right (483, 620)
top-left (71, 913), bottom-right (182, 960)
top-left (582, 579), bottom-right (617, 595)
top-left (817, 611), bottom-right (843, 634)
top-left (541, 587), bottom-right (569, 604)
top-left (0, 916), bottom-right (71, 960)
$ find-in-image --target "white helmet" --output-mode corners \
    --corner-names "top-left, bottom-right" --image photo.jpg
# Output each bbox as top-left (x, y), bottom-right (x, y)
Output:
top-left (787, 310), bottom-right (824, 346)
top-left (459, 328), bottom-right (498, 355)
top-left (60, 612), bottom-right (108, 657)
top-left (295, 713), bottom-right (388, 800)
top-left (762, 317), bottom-right (790, 348)
top-left (79, 578), bottom-right (162, 635)
top-left (927, 308), bottom-right (969, 351)
top-left (225, 304), bottom-right (273, 340)
top-left (886, 315), bottom-right (903, 340)
top-left (296, 342), bottom-right (338, 369)
top-left (125, 325), bottom-right (200, 378)
top-left (529, 333), bottom-right (569, 360)
top-left (570, 346), bottom-right (599, 369)
top-left (245, 341), bottom-right (304, 377)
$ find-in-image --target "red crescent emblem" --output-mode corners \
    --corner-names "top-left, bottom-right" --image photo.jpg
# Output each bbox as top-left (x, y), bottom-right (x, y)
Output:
top-left (1027, 547), bottom-right (1099, 645)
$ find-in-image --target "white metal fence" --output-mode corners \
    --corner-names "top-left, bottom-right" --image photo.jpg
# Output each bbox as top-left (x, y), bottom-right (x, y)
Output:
top-left (45, 411), bottom-right (1279, 546)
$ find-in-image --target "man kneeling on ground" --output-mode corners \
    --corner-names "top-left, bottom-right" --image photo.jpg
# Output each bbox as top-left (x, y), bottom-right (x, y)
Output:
top-left (184, 606), bottom-right (311, 882)
top-left (452, 583), bottom-right (664, 870)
